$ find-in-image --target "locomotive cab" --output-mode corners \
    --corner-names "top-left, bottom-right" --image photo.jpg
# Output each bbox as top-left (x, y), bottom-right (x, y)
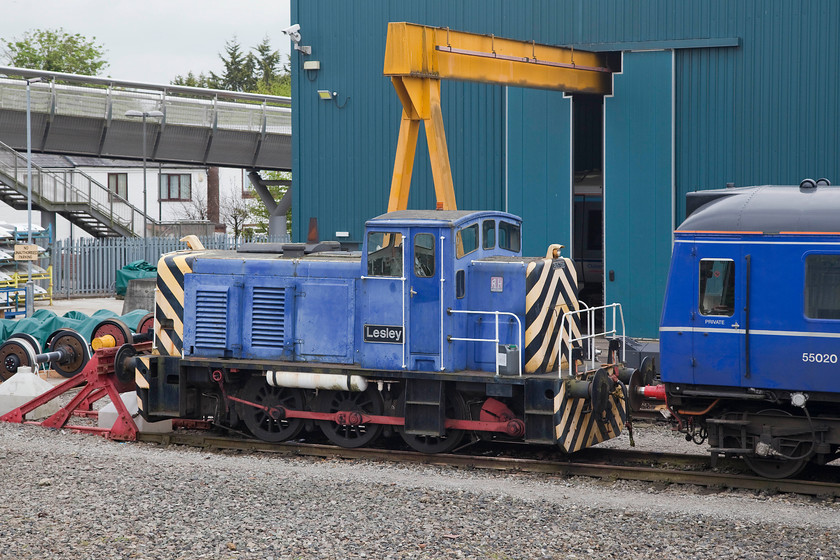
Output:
top-left (359, 210), bottom-right (526, 372)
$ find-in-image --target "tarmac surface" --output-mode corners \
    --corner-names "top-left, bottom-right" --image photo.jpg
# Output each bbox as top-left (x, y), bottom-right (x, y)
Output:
top-left (34, 296), bottom-right (137, 318)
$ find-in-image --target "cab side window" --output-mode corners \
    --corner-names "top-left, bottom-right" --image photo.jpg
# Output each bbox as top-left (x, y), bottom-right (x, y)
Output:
top-left (482, 220), bottom-right (496, 249)
top-left (499, 221), bottom-right (521, 252)
top-left (456, 224), bottom-right (479, 258)
top-left (699, 259), bottom-right (735, 316)
top-left (414, 233), bottom-right (435, 277)
top-left (367, 232), bottom-right (403, 277)
top-left (805, 254), bottom-right (840, 319)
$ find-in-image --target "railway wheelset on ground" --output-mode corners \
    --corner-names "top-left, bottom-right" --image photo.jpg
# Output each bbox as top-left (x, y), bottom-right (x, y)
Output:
top-left (0, 313), bottom-right (154, 380)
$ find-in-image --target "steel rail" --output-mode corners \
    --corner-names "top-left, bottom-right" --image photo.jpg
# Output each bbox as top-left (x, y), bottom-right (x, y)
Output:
top-left (137, 433), bottom-right (840, 498)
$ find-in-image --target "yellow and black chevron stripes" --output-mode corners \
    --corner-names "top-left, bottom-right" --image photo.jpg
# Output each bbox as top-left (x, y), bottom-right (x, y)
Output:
top-left (155, 252), bottom-right (202, 357)
top-left (554, 382), bottom-right (627, 453)
top-left (524, 257), bottom-right (581, 374)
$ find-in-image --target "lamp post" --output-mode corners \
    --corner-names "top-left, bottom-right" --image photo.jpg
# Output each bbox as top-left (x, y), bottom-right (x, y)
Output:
top-left (125, 109), bottom-right (164, 237)
top-left (25, 77), bottom-right (42, 317)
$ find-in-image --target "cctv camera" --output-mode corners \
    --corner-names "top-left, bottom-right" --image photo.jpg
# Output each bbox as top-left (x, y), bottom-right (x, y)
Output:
top-left (282, 24), bottom-right (301, 43)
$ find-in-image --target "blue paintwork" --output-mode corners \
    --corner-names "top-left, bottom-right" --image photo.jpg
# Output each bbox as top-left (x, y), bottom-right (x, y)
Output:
top-left (661, 231), bottom-right (840, 393)
top-left (182, 210), bottom-right (529, 373)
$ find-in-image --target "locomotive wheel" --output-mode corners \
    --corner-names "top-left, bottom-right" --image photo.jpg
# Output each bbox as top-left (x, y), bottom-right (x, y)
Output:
top-left (113, 343), bottom-right (139, 386)
top-left (399, 390), bottom-right (468, 454)
top-left (742, 409), bottom-right (810, 479)
top-left (8, 332), bottom-right (42, 355)
top-left (317, 387), bottom-right (384, 448)
top-left (0, 339), bottom-right (38, 380)
top-left (50, 329), bottom-right (92, 378)
top-left (136, 313), bottom-right (155, 335)
top-left (92, 318), bottom-right (133, 347)
top-left (240, 376), bottom-right (305, 443)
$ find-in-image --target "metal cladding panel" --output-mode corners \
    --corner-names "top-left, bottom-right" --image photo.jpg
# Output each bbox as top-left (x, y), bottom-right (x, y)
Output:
top-left (506, 88), bottom-right (572, 257)
top-left (604, 51), bottom-right (673, 339)
top-left (293, 0), bottom-right (840, 325)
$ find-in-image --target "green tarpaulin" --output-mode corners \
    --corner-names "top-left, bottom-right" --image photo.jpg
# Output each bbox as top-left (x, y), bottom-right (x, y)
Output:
top-left (0, 308), bottom-right (151, 350)
top-left (115, 260), bottom-right (157, 296)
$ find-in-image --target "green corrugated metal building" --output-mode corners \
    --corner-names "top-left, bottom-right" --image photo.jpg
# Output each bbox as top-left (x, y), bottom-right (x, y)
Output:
top-left (289, 1), bottom-right (840, 337)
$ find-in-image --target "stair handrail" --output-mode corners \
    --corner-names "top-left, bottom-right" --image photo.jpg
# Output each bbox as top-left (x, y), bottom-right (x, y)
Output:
top-left (0, 139), bottom-right (158, 237)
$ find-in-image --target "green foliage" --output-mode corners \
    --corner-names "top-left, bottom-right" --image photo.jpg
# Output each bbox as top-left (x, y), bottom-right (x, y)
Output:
top-left (172, 35), bottom-right (290, 97)
top-left (3, 28), bottom-right (108, 75)
top-left (171, 71), bottom-right (213, 89)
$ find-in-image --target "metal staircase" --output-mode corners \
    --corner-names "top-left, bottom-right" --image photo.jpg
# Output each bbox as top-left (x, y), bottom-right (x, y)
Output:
top-left (0, 140), bottom-right (155, 238)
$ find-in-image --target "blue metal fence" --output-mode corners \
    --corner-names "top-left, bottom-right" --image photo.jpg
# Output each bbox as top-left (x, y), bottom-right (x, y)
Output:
top-left (51, 233), bottom-right (290, 298)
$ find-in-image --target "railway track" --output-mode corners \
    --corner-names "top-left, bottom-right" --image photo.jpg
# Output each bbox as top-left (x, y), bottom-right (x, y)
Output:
top-left (137, 431), bottom-right (840, 498)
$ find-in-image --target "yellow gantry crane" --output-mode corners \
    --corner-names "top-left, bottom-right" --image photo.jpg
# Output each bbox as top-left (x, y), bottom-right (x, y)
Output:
top-left (383, 22), bottom-right (613, 212)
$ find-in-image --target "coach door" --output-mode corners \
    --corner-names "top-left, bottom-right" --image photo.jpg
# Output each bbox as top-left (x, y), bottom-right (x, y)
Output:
top-left (691, 248), bottom-right (745, 386)
top-left (408, 229), bottom-right (441, 371)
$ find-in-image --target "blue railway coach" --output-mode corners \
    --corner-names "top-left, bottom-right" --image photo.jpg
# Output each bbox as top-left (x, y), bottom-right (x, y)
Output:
top-left (653, 179), bottom-right (840, 477)
top-left (135, 209), bottom-right (629, 454)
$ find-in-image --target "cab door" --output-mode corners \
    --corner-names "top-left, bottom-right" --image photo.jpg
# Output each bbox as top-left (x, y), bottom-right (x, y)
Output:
top-left (691, 249), bottom-right (744, 386)
top-left (408, 229), bottom-right (441, 370)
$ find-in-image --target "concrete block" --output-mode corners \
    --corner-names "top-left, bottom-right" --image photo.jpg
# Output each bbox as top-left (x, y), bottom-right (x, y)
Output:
top-left (122, 278), bottom-right (156, 315)
top-left (98, 391), bottom-right (172, 434)
top-left (0, 366), bottom-right (60, 420)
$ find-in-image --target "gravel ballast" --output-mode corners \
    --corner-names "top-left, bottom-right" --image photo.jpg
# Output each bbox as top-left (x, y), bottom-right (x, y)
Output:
top-left (0, 422), bottom-right (838, 560)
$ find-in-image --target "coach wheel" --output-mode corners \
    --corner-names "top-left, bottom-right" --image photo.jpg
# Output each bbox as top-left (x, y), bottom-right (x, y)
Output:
top-left (0, 338), bottom-right (38, 380)
top-left (50, 329), bottom-right (92, 378)
top-left (92, 318), bottom-right (134, 348)
top-left (399, 390), bottom-right (468, 454)
top-left (8, 332), bottom-right (42, 355)
top-left (240, 376), bottom-right (305, 443)
top-left (317, 387), bottom-right (384, 448)
top-left (136, 313), bottom-right (155, 335)
top-left (742, 409), bottom-right (810, 479)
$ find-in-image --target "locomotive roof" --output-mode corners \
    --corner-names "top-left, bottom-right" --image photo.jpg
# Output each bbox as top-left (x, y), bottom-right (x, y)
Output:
top-left (367, 209), bottom-right (520, 227)
top-left (679, 184), bottom-right (840, 233)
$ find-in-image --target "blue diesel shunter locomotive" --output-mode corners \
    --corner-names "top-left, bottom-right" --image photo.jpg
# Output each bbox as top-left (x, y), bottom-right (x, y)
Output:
top-left (649, 179), bottom-right (840, 477)
top-left (136, 210), bottom-right (628, 453)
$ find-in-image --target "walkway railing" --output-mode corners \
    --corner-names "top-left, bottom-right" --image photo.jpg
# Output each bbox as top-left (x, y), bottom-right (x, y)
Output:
top-left (0, 139), bottom-right (154, 236)
top-left (559, 303), bottom-right (626, 379)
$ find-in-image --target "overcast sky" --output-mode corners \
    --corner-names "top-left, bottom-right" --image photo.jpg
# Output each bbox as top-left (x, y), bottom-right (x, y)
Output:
top-left (0, 0), bottom-right (292, 85)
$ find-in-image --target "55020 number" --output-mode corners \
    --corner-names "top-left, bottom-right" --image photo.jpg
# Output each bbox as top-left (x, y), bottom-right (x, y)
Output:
top-left (802, 352), bottom-right (838, 364)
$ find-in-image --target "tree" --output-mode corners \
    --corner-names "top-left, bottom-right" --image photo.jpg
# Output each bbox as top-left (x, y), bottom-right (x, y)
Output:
top-left (220, 190), bottom-right (253, 240)
top-left (172, 37), bottom-right (290, 96)
top-left (177, 189), bottom-right (209, 221)
top-left (3, 28), bottom-right (108, 75)
top-left (171, 71), bottom-right (213, 89)
top-left (209, 38), bottom-right (257, 92)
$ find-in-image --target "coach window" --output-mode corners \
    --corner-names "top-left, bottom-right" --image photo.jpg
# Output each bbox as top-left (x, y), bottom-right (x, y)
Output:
top-left (699, 259), bottom-right (735, 316)
top-left (456, 224), bottom-right (479, 258)
top-left (414, 233), bottom-right (435, 277)
top-left (499, 221), bottom-right (521, 252)
top-left (805, 254), bottom-right (840, 319)
top-left (482, 220), bottom-right (496, 249)
top-left (367, 232), bottom-right (403, 277)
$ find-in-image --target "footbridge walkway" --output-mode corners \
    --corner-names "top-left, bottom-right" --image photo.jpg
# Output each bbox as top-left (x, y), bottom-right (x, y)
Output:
top-left (0, 67), bottom-right (291, 237)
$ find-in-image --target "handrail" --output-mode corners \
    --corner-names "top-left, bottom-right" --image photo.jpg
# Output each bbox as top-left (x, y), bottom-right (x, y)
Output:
top-left (558, 303), bottom-right (626, 379)
top-left (448, 310), bottom-right (523, 376)
top-left (0, 139), bottom-right (157, 236)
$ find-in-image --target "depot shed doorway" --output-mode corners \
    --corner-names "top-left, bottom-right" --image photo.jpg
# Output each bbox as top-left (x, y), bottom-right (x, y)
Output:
top-left (506, 50), bottom-right (673, 338)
